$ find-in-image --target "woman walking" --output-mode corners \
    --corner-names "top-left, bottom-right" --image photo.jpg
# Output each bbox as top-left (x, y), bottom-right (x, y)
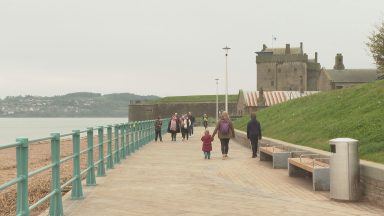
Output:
top-left (202, 114), bottom-right (209, 129)
top-left (168, 113), bottom-right (180, 141)
top-left (246, 113), bottom-right (262, 158)
top-left (180, 114), bottom-right (190, 141)
top-left (212, 111), bottom-right (235, 160)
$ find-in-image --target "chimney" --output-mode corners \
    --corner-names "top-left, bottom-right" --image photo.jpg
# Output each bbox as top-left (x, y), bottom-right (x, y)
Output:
top-left (315, 52), bottom-right (318, 63)
top-left (285, 44), bottom-right (290, 54)
top-left (333, 53), bottom-right (345, 70)
top-left (262, 44), bottom-right (267, 51)
top-left (300, 42), bottom-right (303, 54)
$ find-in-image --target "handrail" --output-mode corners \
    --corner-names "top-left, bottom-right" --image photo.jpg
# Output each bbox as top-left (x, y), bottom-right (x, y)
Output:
top-left (0, 118), bottom-right (170, 216)
top-left (0, 142), bottom-right (21, 150)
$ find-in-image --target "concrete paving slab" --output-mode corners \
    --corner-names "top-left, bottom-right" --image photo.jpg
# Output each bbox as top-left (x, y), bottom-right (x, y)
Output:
top-left (61, 127), bottom-right (383, 216)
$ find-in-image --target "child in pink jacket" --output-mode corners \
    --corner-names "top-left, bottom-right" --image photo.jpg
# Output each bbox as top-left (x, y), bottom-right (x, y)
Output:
top-left (201, 130), bottom-right (214, 159)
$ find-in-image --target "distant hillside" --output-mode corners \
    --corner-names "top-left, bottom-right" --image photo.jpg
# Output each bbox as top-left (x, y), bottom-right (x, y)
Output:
top-left (149, 94), bottom-right (238, 103)
top-left (234, 80), bottom-right (384, 164)
top-left (0, 92), bottom-right (159, 117)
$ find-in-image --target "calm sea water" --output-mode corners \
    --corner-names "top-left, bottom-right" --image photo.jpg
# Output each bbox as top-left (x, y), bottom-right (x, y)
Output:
top-left (0, 118), bottom-right (128, 144)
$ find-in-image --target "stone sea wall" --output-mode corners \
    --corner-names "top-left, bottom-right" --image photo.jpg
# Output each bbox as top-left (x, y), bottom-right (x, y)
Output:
top-left (128, 102), bottom-right (237, 122)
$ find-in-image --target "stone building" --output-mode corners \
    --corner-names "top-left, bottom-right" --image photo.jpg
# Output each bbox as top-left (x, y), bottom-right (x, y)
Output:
top-left (255, 42), bottom-right (321, 91)
top-left (317, 54), bottom-right (377, 90)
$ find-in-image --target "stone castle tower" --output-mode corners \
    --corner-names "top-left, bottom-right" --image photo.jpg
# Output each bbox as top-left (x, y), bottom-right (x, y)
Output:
top-left (255, 42), bottom-right (321, 91)
top-left (333, 53), bottom-right (345, 70)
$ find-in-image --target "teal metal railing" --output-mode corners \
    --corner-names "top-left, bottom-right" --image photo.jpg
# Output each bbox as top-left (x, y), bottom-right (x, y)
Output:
top-left (0, 119), bottom-right (169, 216)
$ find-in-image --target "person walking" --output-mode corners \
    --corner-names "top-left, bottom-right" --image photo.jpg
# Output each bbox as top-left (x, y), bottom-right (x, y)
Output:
top-left (188, 112), bottom-right (195, 136)
top-left (212, 111), bottom-right (235, 160)
top-left (201, 130), bottom-right (214, 159)
top-left (246, 113), bottom-right (262, 158)
top-left (154, 116), bottom-right (163, 142)
top-left (167, 113), bottom-right (180, 141)
top-left (180, 114), bottom-right (190, 141)
top-left (202, 114), bottom-right (209, 129)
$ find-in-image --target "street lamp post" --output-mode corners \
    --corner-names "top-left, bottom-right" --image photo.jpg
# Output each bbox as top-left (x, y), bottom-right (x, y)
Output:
top-left (215, 78), bottom-right (219, 122)
top-left (254, 52), bottom-right (258, 92)
top-left (222, 46), bottom-right (231, 112)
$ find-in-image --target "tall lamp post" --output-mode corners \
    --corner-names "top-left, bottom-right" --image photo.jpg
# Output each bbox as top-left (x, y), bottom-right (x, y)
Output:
top-left (254, 51), bottom-right (258, 91)
top-left (215, 78), bottom-right (219, 122)
top-left (222, 46), bottom-right (231, 112)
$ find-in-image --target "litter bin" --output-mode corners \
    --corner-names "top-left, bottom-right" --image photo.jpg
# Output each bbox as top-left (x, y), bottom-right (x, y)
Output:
top-left (329, 138), bottom-right (360, 201)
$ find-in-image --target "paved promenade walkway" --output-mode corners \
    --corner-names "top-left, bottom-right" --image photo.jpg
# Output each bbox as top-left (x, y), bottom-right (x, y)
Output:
top-left (62, 127), bottom-right (382, 216)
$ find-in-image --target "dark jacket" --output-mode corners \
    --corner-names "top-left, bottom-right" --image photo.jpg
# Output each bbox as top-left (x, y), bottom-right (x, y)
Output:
top-left (180, 118), bottom-right (190, 133)
top-left (189, 115), bottom-right (196, 125)
top-left (247, 118), bottom-right (262, 140)
top-left (154, 119), bottom-right (162, 131)
top-left (167, 117), bottom-right (180, 133)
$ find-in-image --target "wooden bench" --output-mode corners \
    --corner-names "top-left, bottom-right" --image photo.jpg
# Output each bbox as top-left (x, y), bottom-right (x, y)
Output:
top-left (259, 145), bottom-right (290, 169)
top-left (288, 155), bottom-right (330, 191)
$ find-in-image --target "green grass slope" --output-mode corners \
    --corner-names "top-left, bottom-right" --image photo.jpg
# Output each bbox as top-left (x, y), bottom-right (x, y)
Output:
top-left (234, 80), bottom-right (384, 164)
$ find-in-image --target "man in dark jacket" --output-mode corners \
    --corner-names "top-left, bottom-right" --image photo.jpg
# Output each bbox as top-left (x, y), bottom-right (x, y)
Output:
top-left (247, 113), bottom-right (262, 158)
top-left (188, 112), bottom-right (195, 136)
top-left (154, 116), bottom-right (163, 142)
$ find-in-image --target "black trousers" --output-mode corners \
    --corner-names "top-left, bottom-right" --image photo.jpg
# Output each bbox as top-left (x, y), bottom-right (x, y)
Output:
top-left (189, 125), bottom-right (194, 135)
top-left (171, 132), bottom-right (177, 141)
top-left (155, 130), bottom-right (162, 141)
top-left (250, 138), bottom-right (258, 156)
top-left (203, 121), bottom-right (208, 129)
top-left (181, 129), bottom-right (189, 140)
top-left (220, 138), bottom-right (230, 154)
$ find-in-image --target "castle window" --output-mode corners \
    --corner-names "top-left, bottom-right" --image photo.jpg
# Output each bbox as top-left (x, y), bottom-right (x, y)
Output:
top-left (271, 81), bottom-right (274, 86)
top-left (268, 68), bottom-right (271, 72)
top-left (278, 69), bottom-right (281, 73)
top-left (294, 68), bottom-right (297, 72)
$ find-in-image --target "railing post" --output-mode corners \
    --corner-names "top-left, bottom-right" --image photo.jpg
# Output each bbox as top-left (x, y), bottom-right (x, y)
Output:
top-left (126, 123), bottom-right (131, 156)
top-left (139, 121), bottom-right (143, 148)
top-left (16, 137), bottom-right (29, 216)
top-left (137, 122), bottom-right (140, 148)
top-left (147, 121), bottom-right (151, 143)
top-left (106, 125), bottom-right (114, 169)
top-left (133, 123), bottom-right (138, 151)
top-left (143, 121), bottom-right (146, 146)
top-left (49, 133), bottom-right (63, 216)
top-left (143, 121), bottom-right (147, 144)
top-left (114, 124), bottom-right (121, 164)
top-left (86, 128), bottom-right (96, 186)
top-left (97, 126), bottom-right (106, 177)
top-left (71, 130), bottom-right (84, 200)
top-left (120, 123), bottom-right (126, 160)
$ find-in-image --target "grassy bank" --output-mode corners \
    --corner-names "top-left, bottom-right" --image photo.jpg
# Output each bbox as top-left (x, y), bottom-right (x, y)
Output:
top-left (234, 80), bottom-right (384, 164)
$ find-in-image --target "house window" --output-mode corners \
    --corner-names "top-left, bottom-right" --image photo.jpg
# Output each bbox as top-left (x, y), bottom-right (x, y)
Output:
top-left (278, 69), bottom-right (281, 73)
top-left (336, 86), bottom-right (343, 89)
top-left (268, 68), bottom-right (271, 72)
top-left (271, 81), bottom-right (274, 86)
top-left (294, 68), bottom-right (297, 72)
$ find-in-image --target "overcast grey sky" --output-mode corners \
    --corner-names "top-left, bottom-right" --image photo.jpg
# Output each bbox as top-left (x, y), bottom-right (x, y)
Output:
top-left (0, 0), bottom-right (383, 97)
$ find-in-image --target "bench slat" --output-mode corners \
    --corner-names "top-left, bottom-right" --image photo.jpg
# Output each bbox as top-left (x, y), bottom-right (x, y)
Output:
top-left (288, 158), bottom-right (329, 173)
top-left (260, 146), bottom-right (285, 155)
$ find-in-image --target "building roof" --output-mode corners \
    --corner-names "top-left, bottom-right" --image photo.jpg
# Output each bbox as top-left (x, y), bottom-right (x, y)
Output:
top-left (264, 47), bottom-right (302, 55)
top-left (325, 69), bottom-right (377, 83)
top-left (240, 90), bottom-right (319, 107)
